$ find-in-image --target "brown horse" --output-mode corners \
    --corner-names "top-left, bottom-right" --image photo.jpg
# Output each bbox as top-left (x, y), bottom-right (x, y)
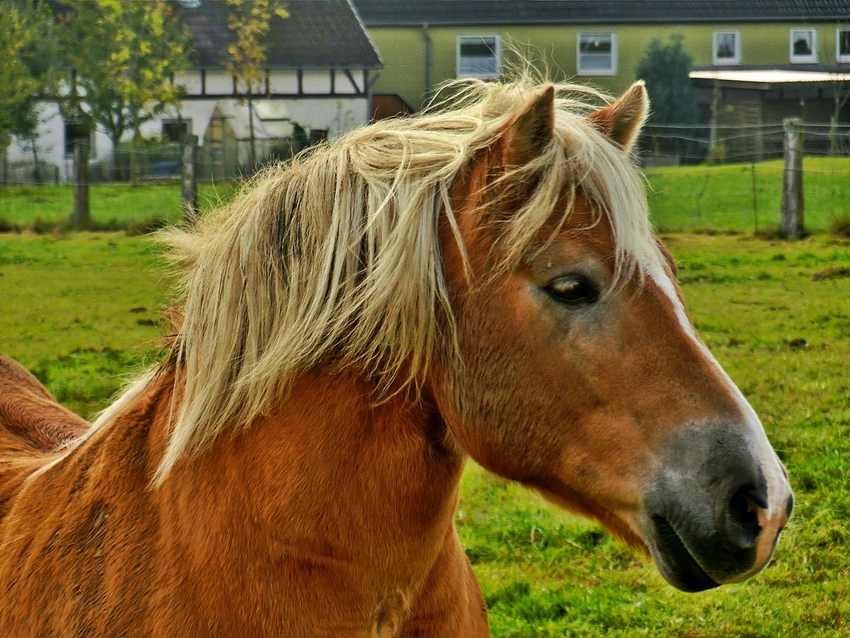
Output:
top-left (0, 78), bottom-right (792, 637)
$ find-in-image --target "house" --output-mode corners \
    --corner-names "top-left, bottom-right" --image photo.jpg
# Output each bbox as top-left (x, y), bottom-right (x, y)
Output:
top-left (354, 0), bottom-right (850, 150)
top-left (5, 0), bottom-right (381, 182)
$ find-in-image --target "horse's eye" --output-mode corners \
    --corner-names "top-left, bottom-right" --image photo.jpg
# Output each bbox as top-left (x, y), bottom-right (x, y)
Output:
top-left (545, 275), bottom-right (600, 306)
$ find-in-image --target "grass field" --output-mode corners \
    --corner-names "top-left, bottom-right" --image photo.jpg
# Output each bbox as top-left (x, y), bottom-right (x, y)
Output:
top-left (0, 180), bottom-right (239, 229)
top-left (1, 231), bottom-right (848, 636)
top-left (645, 156), bottom-right (850, 233)
top-left (1, 155), bottom-right (849, 234)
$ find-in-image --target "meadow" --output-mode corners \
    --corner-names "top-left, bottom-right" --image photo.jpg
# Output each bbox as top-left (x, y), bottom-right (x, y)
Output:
top-left (1, 227), bottom-right (849, 636)
top-left (2, 156), bottom-right (850, 235)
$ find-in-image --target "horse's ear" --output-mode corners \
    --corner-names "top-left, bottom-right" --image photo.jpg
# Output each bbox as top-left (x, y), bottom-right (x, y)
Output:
top-left (587, 80), bottom-right (649, 152)
top-left (502, 84), bottom-right (555, 167)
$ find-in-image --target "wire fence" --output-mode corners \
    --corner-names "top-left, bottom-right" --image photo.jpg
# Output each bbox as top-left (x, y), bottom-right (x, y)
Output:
top-left (0, 122), bottom-right (849, 235)
top-left (638, 121), bottom-right (850, 234)
top-left (0, 138), bottom-right (303, 186)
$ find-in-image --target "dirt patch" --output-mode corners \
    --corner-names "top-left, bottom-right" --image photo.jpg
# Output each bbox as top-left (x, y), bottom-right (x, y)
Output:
top-left (812, 266), bottom-right (850, 281)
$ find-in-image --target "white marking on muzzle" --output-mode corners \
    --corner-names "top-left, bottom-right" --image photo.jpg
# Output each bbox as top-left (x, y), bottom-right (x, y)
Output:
top-left (645, 262), bottom-right (790, 520)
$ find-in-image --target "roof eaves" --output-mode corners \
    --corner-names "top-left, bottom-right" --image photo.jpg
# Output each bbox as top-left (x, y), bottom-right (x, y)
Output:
top-left (364, 16), bottom-right (850, 27)
top-left (345, 0), bottom-right (384, 69)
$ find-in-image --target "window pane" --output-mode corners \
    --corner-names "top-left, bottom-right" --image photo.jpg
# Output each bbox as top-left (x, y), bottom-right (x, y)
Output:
top-left (460, 41), bottom-right (496, 58)
top-left (580, 54), bottom-right (613, 70)
top-left (716, 33), bottom-right (736, 59)
top-left (840, 30), bottom-right (850, 56)
top-left (162, 121), bottom-right (189, 143)
top-left (579, 33), bottom-right (613, 71)
top-left (459, 37), bottom-right (498, 75)
top-left (580, 34), bottom-right (612, 55)
top-left (64, 122), bottom-right (90, 156)
top-left (793, 31), bottom-right (813, 56)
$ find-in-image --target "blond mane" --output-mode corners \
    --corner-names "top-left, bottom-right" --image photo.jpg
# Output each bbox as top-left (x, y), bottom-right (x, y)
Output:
top-left (134, 74), bottom-right (661, 483)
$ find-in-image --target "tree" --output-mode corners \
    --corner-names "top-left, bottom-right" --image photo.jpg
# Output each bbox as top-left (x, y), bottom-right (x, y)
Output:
top-left (7, 1), bottom-right (60, 183)
top-left (224, 0), bottom-right (289, 171)
top-left (635, 35), bottom-right (698, 126)
top-left (0, 0), bottom-right (57, 175)
top-left (56, 0), bottom-right (189, 175)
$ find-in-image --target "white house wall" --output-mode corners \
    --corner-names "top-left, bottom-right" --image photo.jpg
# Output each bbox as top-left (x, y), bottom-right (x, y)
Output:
top-left (301, 71), bottom-right (331, 94)
top-left (205, 71), bottom-right (233, 94)
top-left (283, 98), bottom-right (369, 138)
top-left (269, 72), bottom-right (299, 94)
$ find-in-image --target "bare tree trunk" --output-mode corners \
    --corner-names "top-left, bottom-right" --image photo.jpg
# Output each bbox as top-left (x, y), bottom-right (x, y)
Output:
top-left (30, 139), bottom-right (41, 184)
top-left (248, 93), bottom-right (256, 173)
top-left (182, 134), bottom-right (198, 224)
top-left (109, 132), bottom-right (122, 182)
top-left (71, 140), bottom-right (90, 229)
top-left (130, 129), bottom-right (143, 185)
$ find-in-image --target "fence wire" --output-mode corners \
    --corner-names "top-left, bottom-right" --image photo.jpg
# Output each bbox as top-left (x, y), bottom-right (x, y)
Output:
top-left (1, 123), bottom-right (849, 234)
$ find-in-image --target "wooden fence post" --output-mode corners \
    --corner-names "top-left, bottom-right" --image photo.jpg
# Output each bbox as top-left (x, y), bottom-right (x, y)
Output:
top-left (71, 140), bottom-right (90, 229)
top-left (182, 134), bottom-right (198, 224)
top-left (781, 117), bottom-right (804, 239)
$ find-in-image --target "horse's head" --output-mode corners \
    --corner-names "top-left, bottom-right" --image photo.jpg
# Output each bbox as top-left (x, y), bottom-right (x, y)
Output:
top-left (432, 82), bottom-right (793, 592)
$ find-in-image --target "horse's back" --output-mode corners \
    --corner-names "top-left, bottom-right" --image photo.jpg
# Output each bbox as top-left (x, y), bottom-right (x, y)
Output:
top-left (0, 355), bottom-right (88, 451)
top-left (0, 356), bottom-right (89, 517)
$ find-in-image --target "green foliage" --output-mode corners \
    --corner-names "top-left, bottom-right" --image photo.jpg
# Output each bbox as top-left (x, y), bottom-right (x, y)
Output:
top-left (0, 1), bottom-right (56, 149)
top-left (1, 233), bottom-right (848, 634)
top-left (635, 35), bottom-right (698, 125)
top-left (225, 0), bottom-right (289, 92)
top-left (224, 0), bottom-right (289, 168)
top-left (56, 0), bottom-right (190, 145)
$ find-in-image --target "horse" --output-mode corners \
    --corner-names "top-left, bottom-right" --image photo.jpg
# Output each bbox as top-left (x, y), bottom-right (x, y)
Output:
top-left (0, 76), bottom-right (793, 637)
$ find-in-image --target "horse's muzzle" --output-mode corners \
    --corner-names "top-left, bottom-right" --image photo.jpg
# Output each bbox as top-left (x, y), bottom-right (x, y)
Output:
top-left (641, 423), bottom-right (793, 592)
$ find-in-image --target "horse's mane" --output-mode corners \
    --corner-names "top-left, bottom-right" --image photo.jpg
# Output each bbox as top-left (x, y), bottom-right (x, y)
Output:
top-left (106, 72), bottom-right (663, 483)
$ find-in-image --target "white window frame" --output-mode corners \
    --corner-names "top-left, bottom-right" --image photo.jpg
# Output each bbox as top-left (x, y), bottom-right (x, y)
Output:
top-left (790, 28), bottom-right (818, 63)
top-left (455, 34), bottom-right (502, 80)
top-left (837, 28), bottom-right (850, 63)
top-left (713, 31), bottom-right (741, 65)
top-left (576, 32), bottom-right (617, 76)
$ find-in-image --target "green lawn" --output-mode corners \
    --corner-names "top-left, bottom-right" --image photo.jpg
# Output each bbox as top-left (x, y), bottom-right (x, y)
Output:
top-left (0, 156), bottom-right (848, 234)
top-left (0, 181), bottom-right (239, 228)
top-left (1, 233), bottom-right (849, 636)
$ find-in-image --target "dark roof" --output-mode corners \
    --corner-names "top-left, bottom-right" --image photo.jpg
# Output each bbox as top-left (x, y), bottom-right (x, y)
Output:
top-left (174, 0), bottom-right (381, 69)
top-left (354, 1), bottom-right (850, 26)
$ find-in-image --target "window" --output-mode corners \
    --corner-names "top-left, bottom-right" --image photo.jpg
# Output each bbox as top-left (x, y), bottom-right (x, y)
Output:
top-left (838, 29), bottom-right (850, 63)
top-left (456, 35), bottom-right (501, 79)
top-left (308, 129), bottom-right (328, 145)
top-left (790, 29), bottom-right (817, 63)
top-left (162, 119), bottom-right (191, 143)
top-left (64, 121), bottom-right (94, 157)
top-left (713, 32), bottom-right (741, 65)
top-left (577, 33), bottom-right (617, 75)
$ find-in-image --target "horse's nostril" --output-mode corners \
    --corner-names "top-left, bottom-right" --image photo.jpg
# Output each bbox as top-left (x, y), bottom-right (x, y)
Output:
top-left (725, 484), bottom-right (764, 549)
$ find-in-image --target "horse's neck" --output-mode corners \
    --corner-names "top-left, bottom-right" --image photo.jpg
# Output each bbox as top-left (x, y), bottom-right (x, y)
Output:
top-left (3, 370), bottom-right (468, 633)
top-left (147, 370), bottom-right (466, 608)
